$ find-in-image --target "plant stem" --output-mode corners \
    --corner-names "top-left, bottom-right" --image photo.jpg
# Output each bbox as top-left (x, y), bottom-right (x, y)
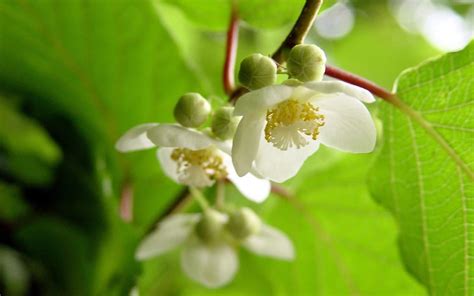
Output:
top-left (189, 187), bottom-right (209, 209)
top-left (324, 65), bottom-right (396, 102)
top-left (223, 2), bottom-right (239, 95)
top-left (215, 180), bottom-right (226, 209)
top-left (272, 0), bottom-right (324, 63)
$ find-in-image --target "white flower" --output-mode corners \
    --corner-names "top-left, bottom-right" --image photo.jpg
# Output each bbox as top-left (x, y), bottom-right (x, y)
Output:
top-left (116, 124), bottom-right (271, 202)
top-left (136, 212), bottom-right (294, 288)
top-left (232, 80), bottom-right (376, 182)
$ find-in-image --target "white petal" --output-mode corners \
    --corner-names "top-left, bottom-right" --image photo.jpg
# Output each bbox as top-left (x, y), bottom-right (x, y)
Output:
top-left (181, 237), bottom-right (238, 288)
top-left (243, 224), bottom-right (294, 260)
top-left (304, 80), bottom-right (375, 103)
top-left (223, 154), bottom-right (271, 203)
top-left (254, 134), bottom-right (320, 183)
top-left (135, 214), bottom-right (199, 260)
top-left (234, 85), bottom-right (293, 116)
top-left (156, 148), bottom-right (180, 183)
top-left (231, 113), bottom-right (266, 177)
top-left (115, 123), bottom-right (158, 152)
top-left (147, 124), bottom-right (214, 150)
top-left (215, 139), bottom-right (232, 155)
top-left (314, 94), bottom-right (376, 153)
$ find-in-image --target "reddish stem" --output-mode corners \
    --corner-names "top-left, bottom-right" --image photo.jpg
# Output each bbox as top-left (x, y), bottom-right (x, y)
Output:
top-left (223, 5), bottom-right (239, 95)
top-left (119, 180), bottom-right (134, 223)
top-left (325, 65), bottom-right (395, 101)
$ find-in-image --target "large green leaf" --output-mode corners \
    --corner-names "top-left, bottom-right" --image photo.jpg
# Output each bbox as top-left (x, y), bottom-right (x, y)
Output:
top-left (0, 0), bottom-right (201, 294)
top-left (162, 0), bottom-right (305, 31)
top-left (370, 43), bottom-right (474, 295)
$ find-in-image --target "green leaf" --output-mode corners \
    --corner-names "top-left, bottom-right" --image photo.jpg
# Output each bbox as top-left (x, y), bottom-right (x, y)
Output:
top-left (370, 42), bottom-right (474, 295)
top-left (0, 96), bottom-right (61, 185)
top-left (0, 96), bottom-right (61, 166)
top-left (162, 0), bottom-right (305, 30)
top-left (0, 182), bottom-right (30, 222)
top-left (0, 0), bottom-right (201, 294)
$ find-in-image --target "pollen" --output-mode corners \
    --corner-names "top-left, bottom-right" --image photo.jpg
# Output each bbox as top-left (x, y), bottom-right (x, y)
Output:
top-left (171, 148), bottom-right (228, 186)
top-left (264, 99), bottom-right (325, 150)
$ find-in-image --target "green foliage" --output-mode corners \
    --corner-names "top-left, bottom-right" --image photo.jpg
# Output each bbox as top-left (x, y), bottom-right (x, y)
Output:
top-left (370, 42), bottom-right (474, 295)
top-left (163, 0), bottom-right (305, 30)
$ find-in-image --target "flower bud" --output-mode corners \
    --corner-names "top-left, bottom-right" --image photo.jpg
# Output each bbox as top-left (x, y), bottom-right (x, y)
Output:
top-left (238, 53), bottom-right (277, 90)
top-left (195, 209), bottom-right (225, 243)
top-left (174, 93), bottom-right (211, 128)
top-left (211, 106), bottom-right (240, 140)
top-left (226, 207), bottom-right (261, 240)
top-left (287, 44), bottom-right (326, 82)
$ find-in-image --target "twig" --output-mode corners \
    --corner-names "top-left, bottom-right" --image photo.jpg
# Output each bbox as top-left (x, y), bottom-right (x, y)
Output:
top-left (119, 179), bottom-right (134, 223)
top-left (271, 183), bottom-right (294, 199)
top-left (223, 2), bottom-right (239, 95)
top-left (272, 0), bottom-right (324, 63)
top-left (324, 65), bottom-right (396, 102)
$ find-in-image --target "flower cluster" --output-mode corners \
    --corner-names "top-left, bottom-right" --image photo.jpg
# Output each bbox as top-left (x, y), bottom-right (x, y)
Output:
top-left (136, 207), bottom-right (293, 287)
top-left (116, 44), bottom-right (376, 288)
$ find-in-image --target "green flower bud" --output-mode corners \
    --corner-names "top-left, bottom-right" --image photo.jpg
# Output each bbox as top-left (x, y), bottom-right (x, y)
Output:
top-left (195, 209), bottom-right (225, 243)
top-left (174, 93), bottom-right (211, 128)
top-left (211, 106), bottom-right (240, 140)
top-left (226, 207), bottom-right (261, 240)
top-left (238, 53), bottom-right (277, 90)
top-left (287, 44), bottom-right (326, 82)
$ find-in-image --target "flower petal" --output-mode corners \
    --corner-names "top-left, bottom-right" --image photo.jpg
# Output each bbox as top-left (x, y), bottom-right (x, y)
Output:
top-left (147, 124), bottom-right (214, 149)
top-left (156, 148), bottom-right (180, 183)
top-left (313, 94), bottom-right (376, 153)
top-left (234, 85), bottom-right (293, 116)
top-left (231, 113), bottom-right (266, 177)
top-left (115, 123), bottom-right (158, 152)
top-left (223, 154), bottom-right (271, 203)
top-left (135, 214), bottom-right (199, 260)
top-left (181, 237), bottom-right (238, 288)
top-left (243, 224), bottom-right (294, 260)
top-left (254, 134), bottom-right (320, 183)
top-left (304, 80), bottom-right (375, 103)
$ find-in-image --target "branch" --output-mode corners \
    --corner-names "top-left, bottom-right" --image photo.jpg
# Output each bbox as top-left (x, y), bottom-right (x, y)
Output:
top-left (324, 65), bottom-right (396, 102)
top-left (272, 0), bottom-right (324, 63)
top-left (223, 4), bottom-right (239, 95)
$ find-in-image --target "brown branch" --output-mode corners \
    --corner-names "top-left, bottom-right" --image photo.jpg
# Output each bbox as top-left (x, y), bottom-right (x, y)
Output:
top-left (272, 0), bottom-right (324, 63)
top-left (223, 3), bottom-right (239, 95)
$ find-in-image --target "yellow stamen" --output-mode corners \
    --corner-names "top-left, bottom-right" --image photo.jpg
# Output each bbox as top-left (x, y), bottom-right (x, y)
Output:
top-left (171, 148), bottom-right (228, 181)
top-left (265, 99), bottom-right (325, 150)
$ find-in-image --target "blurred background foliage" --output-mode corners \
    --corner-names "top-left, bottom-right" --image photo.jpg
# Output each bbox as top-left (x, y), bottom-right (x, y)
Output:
top-left (0, 0), bottom-right (471, 295)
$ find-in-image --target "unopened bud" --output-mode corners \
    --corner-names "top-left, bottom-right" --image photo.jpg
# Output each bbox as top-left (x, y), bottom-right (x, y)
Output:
top-left (287, 44), bottom-right (326, 82)
top-left (195, 209), bottom-right (225, 243)
top-left (211, 106), bottom-right (240, 140)
top-left (227, 208), bottom-right (261, 240)
top-left (174, 93), bottom-right (211, 128)
top-left (238, 54), bottom-right (277, 90)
